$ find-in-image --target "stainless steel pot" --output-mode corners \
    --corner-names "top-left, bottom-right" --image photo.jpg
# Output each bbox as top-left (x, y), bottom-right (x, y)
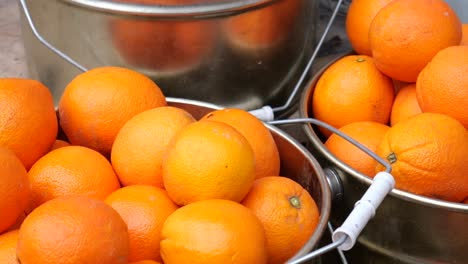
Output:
top-left (299, 54), bottom-right (468, 264)
top-left (18, 0), bottom-right (318, 111)
top-left (165, 97), bottom-right (332, 263)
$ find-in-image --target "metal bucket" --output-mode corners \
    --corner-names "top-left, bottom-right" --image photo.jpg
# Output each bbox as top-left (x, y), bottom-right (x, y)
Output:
top-left (299, 54), bottom-right (468, 263)
top-left (18, 0), bottom-right (318, 111)
top-left (163, 97), bottom-right (332, 263)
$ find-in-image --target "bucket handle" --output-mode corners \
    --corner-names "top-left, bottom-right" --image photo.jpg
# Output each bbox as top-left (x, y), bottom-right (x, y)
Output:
top-left (269, 118), bottom-right (395, 263)
top-left (18, 0), bottom-right (88, 72)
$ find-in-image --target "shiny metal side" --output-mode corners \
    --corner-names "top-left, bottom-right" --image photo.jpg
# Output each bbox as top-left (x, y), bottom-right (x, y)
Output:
top-left (19, 0), bottom-right (318, 111)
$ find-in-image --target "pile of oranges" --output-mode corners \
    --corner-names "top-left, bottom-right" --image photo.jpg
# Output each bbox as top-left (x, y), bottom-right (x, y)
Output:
top-left (0, 66), bottom-right (320, 263)
top-left (312, 0), bottom-right (467, 203)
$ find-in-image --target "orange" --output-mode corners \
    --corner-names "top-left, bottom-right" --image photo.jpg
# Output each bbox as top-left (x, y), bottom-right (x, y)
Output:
top-left (463, 197), bottom-right (468, 204)
top-left (375, 113), bottom-right (468, 202)
top-left (105, 185), bottom-right (178, 262)
top-left (390, 84), bottom-right (422, 126)
top-left (17, 196), bottom-right (129, 264)
top-left (129, 261), bottom-right (161, 264)
top-left (312, 55), bottom-right (394, 138)
top-left (49, 139), bottom-right (70, 151)
top-left (416, 45), bottom-right (468, 129)
top-left (160, 199), bottom-right (267, 264)
top-left (325, 121), bottom-right (390, 177)
top-left (242, 176), bottom-right (320, 264)
top-left (369, 0), bottom-right (462, 82)
top-left (0, 230), bottom-right (19, 264)
top-left (58, 66), bottom-right (167, 156)
top-left (201, 108), bottom-right (280, 179)
top-left (27, 146), bottom-right (120, 210)
top-left (162, 120), bottom-right (255, 205)
top-left (0, 79), bottom-right (57, 169)
top-left (461, 24), bottom-right (468, 45)
top-left (111, 0), bottom-right (215, 73)
top-left (345, 0), bottom-right (394, 55)
top-left (6, 212), bottom-right (26, 232)
top-left (223, 0), bottom-right (300, 52)
top-left (111, 106), bottom-right (195, 187)
top-left (0, 147), bottom-right (30, 234)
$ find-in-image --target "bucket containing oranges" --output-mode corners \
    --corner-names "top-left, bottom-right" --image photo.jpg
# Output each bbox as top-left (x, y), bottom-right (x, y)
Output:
top-left (299, 0), bottom-right (468, 262)
top-left (18, 0), bottom-right (318, 112)
top-left (1, 70), bottom-right (332, 263)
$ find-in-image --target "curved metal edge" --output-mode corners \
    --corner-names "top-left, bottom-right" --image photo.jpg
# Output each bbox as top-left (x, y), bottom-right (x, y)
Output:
top-left (60, 0), bottom-right (273, 18)
top-left (166, 97), bottom-right (333, 263)
top-left (264, 124), bottom-right (332, 263)
top-left (166, 97), bottom-right (223, 110)
top-left (298, 53), bottom-right (468, 213)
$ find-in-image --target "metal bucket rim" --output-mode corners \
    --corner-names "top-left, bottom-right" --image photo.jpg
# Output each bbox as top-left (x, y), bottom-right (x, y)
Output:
top-left (298, 54), bottom-right (468, 213)
top-left (59, 0), bottom-right (274, 18)
top-left (166, 97), bottom-right (332, 261)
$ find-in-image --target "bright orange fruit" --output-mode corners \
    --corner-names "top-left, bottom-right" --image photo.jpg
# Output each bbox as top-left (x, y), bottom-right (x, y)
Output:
top-left (111, 106), bottom-right (195, 188)
top-left (0, 147), bottom-right (30, 234)
top-left (27, 146), bottom-right (120, 210)
top-left (416, 45), bottom-right (468, 129)
top-left (345, 0), bottom-right (394, 55)
top-left (17, 196), bottom-right (130, 264)
top-left (375, 113), bottom-right (468, 202)
top-left (58, 66), bottom-right (167, 156)
top-left (312, 55), bottom-right (394, 138)
top-left (242, 176), bottom-right (320, 264)
top-left (0, 79), bottom-right (57, 169)
top-left (325, 121), bottom-right (390, 177)
top-left (0, 230), bottom-right (19, 264)
top-left (390, 84), bottom-right (422, 126)
top-left (162, 120), bottom-right (255, 205)
top-left (201, 108), bottom-right (280, 179)
top-left (369, 0), bottom-right (462, 82)
top-left (160, 199), bottom-right (267, 264)
top-left (105, 185), bottom-right (178, 262)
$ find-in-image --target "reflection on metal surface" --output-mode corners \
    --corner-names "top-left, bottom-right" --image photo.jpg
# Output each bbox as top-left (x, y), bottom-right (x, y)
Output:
top-left (19, 0), bottom-right (318, 110)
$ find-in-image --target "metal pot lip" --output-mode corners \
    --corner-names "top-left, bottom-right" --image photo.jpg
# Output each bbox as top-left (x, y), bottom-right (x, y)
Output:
top-left (166, 97), bottom-right (332, 260)
top-left (60, 0), bottom-right (274, 18)
top-left (299, 55), bottom-right (468, 213)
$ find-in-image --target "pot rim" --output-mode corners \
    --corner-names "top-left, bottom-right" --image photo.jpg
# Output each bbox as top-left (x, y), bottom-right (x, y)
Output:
top-left (60, 0), bottom-right (274, 18)
top-left (299, 53), bottom-right (468, 213)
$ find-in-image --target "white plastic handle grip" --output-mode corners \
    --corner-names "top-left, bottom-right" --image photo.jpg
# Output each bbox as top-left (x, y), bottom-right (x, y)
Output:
top-left (249, 106), bottom-right (275, 122)
top-left (332, 171), bottom-right (395, 250)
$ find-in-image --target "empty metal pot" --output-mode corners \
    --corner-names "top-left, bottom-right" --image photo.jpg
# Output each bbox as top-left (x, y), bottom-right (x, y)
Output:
top-left (19, 0), bottom-right (318, 111)
top-left (299, 54), bottom-right (468, 264)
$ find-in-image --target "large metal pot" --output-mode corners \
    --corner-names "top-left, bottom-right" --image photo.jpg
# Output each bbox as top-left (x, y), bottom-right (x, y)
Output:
top-left (299, 54), bottom-right (468, 264)
top-left (165, 97), bottom-right (332, 263)
top-left (19, 0), bottom-right (318, 111)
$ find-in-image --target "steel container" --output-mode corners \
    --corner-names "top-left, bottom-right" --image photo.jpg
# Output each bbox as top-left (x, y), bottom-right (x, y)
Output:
top-left (19, 0), bottom-right (318, 111)
top-left (299, 54), bottom-right (468, 264)
top-left (164, 97), bottom-right (332, 263)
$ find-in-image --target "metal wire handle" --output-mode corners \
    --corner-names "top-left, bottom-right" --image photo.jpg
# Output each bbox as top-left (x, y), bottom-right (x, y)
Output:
top-left (19, 0), bottom-right (86, 72)
top-left (269, 118), bottom-right (391, 173)
top-left (271, 0), bottom-right (345, 113)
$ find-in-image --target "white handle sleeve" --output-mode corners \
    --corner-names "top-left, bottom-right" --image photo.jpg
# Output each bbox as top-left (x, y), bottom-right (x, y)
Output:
top-left (332, 171), bottom-right (395, 250)
top-left (249, 106), bottom-right (274, 122)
